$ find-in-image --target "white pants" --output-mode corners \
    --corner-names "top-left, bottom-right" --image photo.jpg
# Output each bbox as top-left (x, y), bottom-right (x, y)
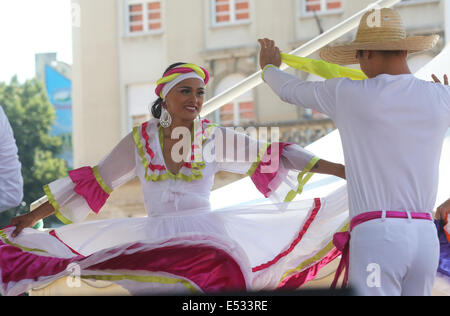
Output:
top-left (348, 217), bottom-right (439, 296)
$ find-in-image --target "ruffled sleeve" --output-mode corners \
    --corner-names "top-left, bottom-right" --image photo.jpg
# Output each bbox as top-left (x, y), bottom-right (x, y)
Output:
top-left (214, 127), bottom-right (319, 202)
top-left (43, 132), bottom-right (137, 224)
top-left (248, 143), bottom-right (319, 202)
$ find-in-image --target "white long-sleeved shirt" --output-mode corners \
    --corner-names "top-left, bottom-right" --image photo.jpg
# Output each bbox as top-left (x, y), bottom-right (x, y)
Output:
top-left (0, 106), bottom-right (23, 211)
top-left (264, 67), bottom-right (450, 218)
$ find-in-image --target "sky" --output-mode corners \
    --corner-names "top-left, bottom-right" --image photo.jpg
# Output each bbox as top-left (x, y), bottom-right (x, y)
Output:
top-left (0, 0), bottom-right (73, 83)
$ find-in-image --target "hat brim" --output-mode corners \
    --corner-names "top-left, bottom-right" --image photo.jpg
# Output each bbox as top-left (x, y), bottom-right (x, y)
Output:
top-left (320, 35), bottom-right (439, 65)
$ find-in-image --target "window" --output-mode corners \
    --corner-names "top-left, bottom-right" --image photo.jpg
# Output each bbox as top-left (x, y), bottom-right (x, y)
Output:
top-left (127, 0), bottom-right (162, 35)
top-left (302, 0), bottom-right (342, 16)
top-left (212, 0), bottom-right (250, 26)
top-left (127, 83), bottom-right (156, 127)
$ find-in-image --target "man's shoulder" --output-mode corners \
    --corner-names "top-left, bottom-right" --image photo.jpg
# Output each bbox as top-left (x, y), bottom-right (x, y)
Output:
top-left (324, 77), bottom-right (362, 92)
top-left (413, 77), bottom-right (450, 102)
top-left (323, 77), bottom-right (355, 87)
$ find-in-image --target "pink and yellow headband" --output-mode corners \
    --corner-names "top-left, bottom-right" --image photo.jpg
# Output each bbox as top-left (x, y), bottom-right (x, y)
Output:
top-left (155, 63), bottom-right (210, 99)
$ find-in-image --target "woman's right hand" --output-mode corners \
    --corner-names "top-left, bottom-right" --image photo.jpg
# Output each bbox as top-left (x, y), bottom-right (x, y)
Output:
top-left (431, 74), bottom-right (448, 85)
top-left (436, 198), bottom-right (450, 221)
top-left (10, 212), bottom-right (39, 238)
top-left (9, 201), bottom-right (55, 237)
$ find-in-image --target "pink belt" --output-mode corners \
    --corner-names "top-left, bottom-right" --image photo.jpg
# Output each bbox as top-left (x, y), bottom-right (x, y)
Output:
top-left (330, 210), bottom-right (433, 289)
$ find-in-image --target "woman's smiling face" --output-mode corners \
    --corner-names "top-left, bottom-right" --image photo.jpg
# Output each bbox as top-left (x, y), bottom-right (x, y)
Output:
top-left (165, 78), bottom-right (205, 122)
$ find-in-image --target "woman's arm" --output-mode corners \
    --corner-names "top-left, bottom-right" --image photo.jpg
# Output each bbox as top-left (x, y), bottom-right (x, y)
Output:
top-left (11, 201), bottom-right (54, 237)
top-left (313, 159), bottom-right (346, 179)
top-left (280, 144), bottom-right (345, 179)
top-left (10, 132), bottom-right (137, 237)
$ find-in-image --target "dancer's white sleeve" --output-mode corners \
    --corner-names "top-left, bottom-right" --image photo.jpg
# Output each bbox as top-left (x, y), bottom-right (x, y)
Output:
top-left (43, 132), bottom-right (137, 224)
top-left (262, 66), bottom-right (345, 119)
top-left (213, 126), bottom-right (319, 202)
top-left (0, 106), bottom-right (23, 212)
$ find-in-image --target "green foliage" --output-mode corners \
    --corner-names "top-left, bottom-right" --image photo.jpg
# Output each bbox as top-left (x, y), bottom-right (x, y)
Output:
top-left (0, 76), bottom-right (67, 228)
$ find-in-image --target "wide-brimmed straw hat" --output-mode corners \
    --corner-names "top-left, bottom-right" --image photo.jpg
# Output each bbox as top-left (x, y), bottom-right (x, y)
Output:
top-left (320, 8), bottom-right (439, 65)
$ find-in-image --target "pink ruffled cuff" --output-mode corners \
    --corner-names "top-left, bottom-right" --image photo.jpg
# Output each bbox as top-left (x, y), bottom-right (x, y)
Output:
top-left (250, 142), bottom-right (293, 198)
top-left (68, 166), bottom-right (112, 214)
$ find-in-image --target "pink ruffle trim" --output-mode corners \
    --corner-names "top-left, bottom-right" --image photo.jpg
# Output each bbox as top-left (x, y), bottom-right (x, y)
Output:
top-left (68, 167), bottom-right (110, 214)
top-left (250, 142), bottom-right (293, 198)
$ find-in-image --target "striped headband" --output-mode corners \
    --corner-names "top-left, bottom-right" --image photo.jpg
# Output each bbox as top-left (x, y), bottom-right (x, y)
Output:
top-left (155, 63), bottom-right (210, 99)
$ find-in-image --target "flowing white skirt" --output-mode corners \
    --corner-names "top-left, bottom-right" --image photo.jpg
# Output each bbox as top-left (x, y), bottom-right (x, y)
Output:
top-left (0, 186), bottom-right (349, 296)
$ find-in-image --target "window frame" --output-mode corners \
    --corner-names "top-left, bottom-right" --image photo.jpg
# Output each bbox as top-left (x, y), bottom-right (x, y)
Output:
top-left (301, 0), bottom-right (343, 17)
top-left (125, 0), bottom-right (163, 37)
top-left (211, 0), bottom-right (251, 28)
top-left (396, 0), bottom-right (440, 6)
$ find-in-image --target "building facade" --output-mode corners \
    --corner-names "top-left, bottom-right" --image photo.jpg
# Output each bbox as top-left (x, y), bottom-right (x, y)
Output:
top-left (70, 0), bottom-right (447, 220)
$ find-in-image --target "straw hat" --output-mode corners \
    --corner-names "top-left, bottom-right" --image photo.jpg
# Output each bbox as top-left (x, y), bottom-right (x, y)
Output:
top-left (320, 8), bottom-right (439, 65)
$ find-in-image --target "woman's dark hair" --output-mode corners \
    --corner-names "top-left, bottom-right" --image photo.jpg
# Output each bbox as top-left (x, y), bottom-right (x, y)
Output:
top-left (151, 62), bottom-right (187, 119)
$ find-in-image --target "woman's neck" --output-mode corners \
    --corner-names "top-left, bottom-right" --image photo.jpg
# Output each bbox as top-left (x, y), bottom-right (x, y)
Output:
top-left (162, 117), bottom-right (193, 138)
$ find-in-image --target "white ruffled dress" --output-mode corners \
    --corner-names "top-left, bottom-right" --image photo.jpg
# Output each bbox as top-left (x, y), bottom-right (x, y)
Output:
top-left (0, 118), bottom-right (348, 296)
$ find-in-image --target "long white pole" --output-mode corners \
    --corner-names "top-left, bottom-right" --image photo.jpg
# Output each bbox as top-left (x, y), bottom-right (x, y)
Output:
top-left (200, 0), bottom-right (402, 117)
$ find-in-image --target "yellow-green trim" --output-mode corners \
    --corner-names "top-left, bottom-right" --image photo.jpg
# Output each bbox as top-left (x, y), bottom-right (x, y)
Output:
top-left (283, 156), bottom-right (320, 202)
top-left (43, 184), bottom-right (73, 225)
top-left (0, 229), bottom-right (48, 253)
top-left (247, 142), bottom-right (271, 177)
top-left (81, 274), bottom-right (200, 294)
top-left (279, 222), bottom-right (350, 283)
top-left (92, 166), bottom-right (113, 194)
top-left (133, 126), bottom-right (152, 181)
top-left (133, 121), bottom-right (217, 183)
top-left (158, 125), bottom-right (205, 182)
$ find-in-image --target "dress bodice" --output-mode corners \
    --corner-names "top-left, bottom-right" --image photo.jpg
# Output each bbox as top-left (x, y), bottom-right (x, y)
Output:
top-left (137, 161), bottom-right (215, 216)
top-left (133, 118), bottom-right (218, 216)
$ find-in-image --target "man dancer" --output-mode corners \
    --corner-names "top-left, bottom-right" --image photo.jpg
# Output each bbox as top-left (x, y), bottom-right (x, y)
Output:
top-left (258, 8), bottom-right (450, 295)
top-left (0, 105), bottom-right (23, 212)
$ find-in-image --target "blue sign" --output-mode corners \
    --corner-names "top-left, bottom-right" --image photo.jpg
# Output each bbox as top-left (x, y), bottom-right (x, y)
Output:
top-left (45, 65), bottom-right (73, 168)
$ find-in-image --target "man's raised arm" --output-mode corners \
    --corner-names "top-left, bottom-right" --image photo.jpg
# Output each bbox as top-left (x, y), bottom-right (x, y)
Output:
top-left (258, 38), bottom-right (342, 120)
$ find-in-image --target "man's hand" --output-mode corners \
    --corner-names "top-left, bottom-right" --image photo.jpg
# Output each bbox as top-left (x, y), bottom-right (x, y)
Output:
top-left (436, 198), bottom-right (450, 221)
top-left (258, 38), bottom-right (282, 70)
top-left (431, 74), bottom-right (448, 85)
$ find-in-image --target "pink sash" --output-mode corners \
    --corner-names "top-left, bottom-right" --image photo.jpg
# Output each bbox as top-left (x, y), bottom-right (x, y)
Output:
top-left (331, 211), bottom-right (432, 289)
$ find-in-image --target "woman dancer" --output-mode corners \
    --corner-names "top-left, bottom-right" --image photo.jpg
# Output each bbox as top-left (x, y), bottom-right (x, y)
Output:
top-left (1, 62), bottom-right (347, 296)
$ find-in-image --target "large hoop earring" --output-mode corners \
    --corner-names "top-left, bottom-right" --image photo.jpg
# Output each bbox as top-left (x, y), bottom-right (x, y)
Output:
top-left (160, 103), bottom-right (172, 128)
